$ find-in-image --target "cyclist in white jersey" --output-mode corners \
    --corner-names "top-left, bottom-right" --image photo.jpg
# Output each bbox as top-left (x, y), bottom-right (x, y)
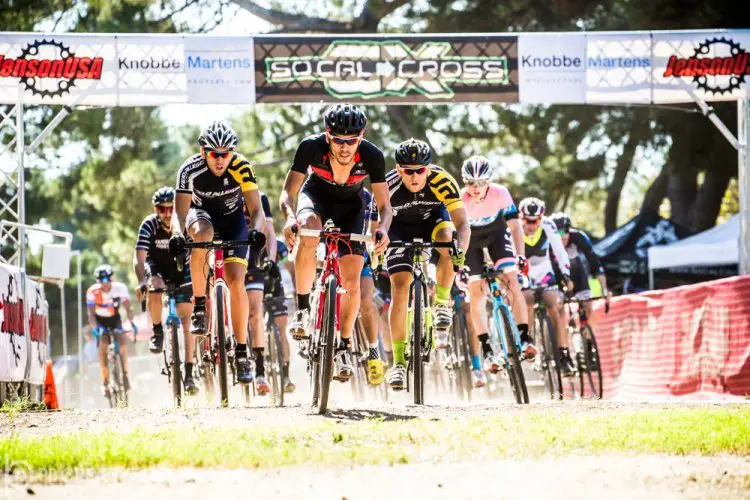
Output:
top-left (519, 197), bottom-right (575, 377)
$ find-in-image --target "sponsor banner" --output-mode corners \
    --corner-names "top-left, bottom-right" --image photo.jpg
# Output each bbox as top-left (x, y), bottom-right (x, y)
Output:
top-left (254, 35), bottom-right (519, 103)
top-left (116, 35), bottom-right (187, 105)
top-left (25, 278), bottom-right (48, 386)
top-left (652, 33), bottom-right (750, 103)
top-left (0, 263), bottom-right (27, 382)
top-left (585, 33), bottom-right (652, 103)
top-left (0, 34), bottom-right (117, 106)
top-left (184, 36), bottom-right (255, 104)
top-left (589, 275), bottom-right (750, 400)
top-left (518, 34), bottom-right (586, 103)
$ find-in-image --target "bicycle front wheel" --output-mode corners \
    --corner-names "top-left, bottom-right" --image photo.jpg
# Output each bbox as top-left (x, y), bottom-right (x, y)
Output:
top-left (499, 307), bottom-right (529, 404)
top-left (317, 275), bottom-right (337, 414)
top-left (170, 321), bottom-right (183, 407)
top-left (580, 325), bottom-right (603, 399)
top-left (215, 286), bottom-right (230, 408)
top-left (412, 282), bottom-right (425, 405)
top-left (538, 313), bottom-right (562, 400)
top-left (268, 321), bottom-right (284, 407)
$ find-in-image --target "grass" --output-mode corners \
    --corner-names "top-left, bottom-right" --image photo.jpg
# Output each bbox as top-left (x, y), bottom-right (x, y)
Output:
top-left (0, 397), bottom-right (47, 417)
top-left (1, 407), bottom-right (748, 475)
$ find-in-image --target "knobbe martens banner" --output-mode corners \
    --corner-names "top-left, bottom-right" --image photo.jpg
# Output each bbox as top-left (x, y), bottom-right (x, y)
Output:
top-left (254, 35), bottom-right (519, 103)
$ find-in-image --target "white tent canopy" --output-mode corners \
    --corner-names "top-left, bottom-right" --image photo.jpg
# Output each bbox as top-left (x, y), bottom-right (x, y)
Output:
top-left (648, 215), bottom-right (740, 270)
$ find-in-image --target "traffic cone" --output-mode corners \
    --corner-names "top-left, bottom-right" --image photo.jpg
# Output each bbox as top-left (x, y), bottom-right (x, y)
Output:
top-left (43, 359), bottom-right (60, 410)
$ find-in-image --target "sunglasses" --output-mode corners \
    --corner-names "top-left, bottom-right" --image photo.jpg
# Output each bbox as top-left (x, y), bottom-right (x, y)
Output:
top-left (523, 217), bottom-right (541, 224)
top-left (156, 205), bottom-right (173, 213)
top-left (329, 135), bottom-right (361, 146)
top-left (400, 166), bottom-right (427, 175)
top-left (204, 148), bottom-right (232, 160)
top-left (465, 180), bottom-right (489, 187)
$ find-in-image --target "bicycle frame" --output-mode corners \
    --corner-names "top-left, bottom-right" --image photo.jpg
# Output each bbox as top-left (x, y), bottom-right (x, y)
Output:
top-left (484, 273), bottom-right (523, 362)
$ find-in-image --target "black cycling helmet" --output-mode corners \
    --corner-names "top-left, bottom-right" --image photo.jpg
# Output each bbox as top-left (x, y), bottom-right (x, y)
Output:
top-left (394, 138), bottom-right (432, 166)
top-left (198, 120), bottom-right (238, 149)
top-left (324, 104), bottom-right (367, 136)
top-left (94, 264), bottom-right (114, 282)
top-left (152, 186), bottom-right (175, 205)
top-left (461, 155), bottom-right (493, 181)
top-left (551, 212), bottom-right (572, 232)
top-left (519, 197), bottom-right (546, 218)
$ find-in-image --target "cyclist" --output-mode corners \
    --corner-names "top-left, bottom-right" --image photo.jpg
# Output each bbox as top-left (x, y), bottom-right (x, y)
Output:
top-left (134, 187), bottom-right (197, 395)
top-left (360, 189), bottom-right (385, 385)
top-left (170, 121), bottom-right (266, 384)
top-left (460, 156), bottom-right (535, 388)
top-left (551, 212), bottom-right (610, 328)
top-left (264, 240), bottom-right (296, 394)
top-left (243, 192), bottom-right (276, 395)
top-left (280, 104), bottom-right (391, 382)
top-left (519, 198), bottom-right (575, 377)
top-left (86, 265), bottom-right (136, 398)
top-left (384, 138), bottom-right (470, 391)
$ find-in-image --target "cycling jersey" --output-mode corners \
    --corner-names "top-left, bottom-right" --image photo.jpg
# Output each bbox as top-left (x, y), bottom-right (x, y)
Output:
top-left (246, 191), bottom-right (275, 291)
top-left (524, 217), bottom-right (570, 283)
top-left (461, 183), bottom-right (518, 228)
top-left (291, 133), bottom-right (386, 197)
top-left (176, 152), bottom-right (258, 217)
top-left (564, 229), bottom-right (605, 275)
top-left (461, 183), bottom-right (518, 276)
top-left (385, 166), bottom-right (461, 275)
top-left (86, 282), bottom-right (130, 329)
top-left (387, 165), bottom-right (463, 224)
top-left (135, 214), bottom-right (187, 277)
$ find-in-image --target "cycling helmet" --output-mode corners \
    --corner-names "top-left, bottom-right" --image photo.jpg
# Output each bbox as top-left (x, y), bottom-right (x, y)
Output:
top-left (324, 104), bottom-right (367, 136)
top-left (394, 138), bottom-right (432, 166)
top-left (152, 186), bottom-right (175, 205)
top-left (551, 212), bottom-right (572, 232)
top-left (94, 264), bottom-right (114, 282)
top-left (461, 155), bottom-right (493, 181)
top-left (198, 120), bottom-right (238, 149)
top-left (519, 197), bottom-right (546, 218)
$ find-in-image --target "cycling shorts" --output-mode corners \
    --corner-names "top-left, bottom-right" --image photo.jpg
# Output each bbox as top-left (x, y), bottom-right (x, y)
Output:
top-left (361, 253), bottom-right (374, 278)
top-left (186, 207), bottom-right (249, 266)
top-left (296, 183), bottom-right (369, 257)
top-left (264, 273), bottom-right (289, 318)
top-left (466, 217), bottom-right (516, 278)
top-left (145, 261), bottom-right (193, 304)
top-left (385, 205), bottom-right (455, 275)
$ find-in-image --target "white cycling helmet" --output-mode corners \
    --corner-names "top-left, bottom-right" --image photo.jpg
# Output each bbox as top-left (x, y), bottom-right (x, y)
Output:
top-left (519, 197), bottom-right (546, 218)
top-left (461, 155), bottom-right (493, 181)
top-left (199, 120), bottom-right (238, 150)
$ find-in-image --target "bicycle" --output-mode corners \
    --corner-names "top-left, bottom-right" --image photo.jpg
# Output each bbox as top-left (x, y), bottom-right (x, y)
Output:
top-left (478, 249), bottom-right (529, 404)
top-left (565, 295), bottom-right (607, 399)
top-left (262, 283), bottom-right (286, 407)
top-left (96, 325), bottom-right (129, 408)
top-left (528, 281), bottom-right (564, 401)
top-left (382, 235), bottom-right (458, 405)
top-left (141, 283), bottom-right (185, 407)
top-left (446, 285), bottom-right (473, 401)
top-left (296, 220), bottom-right (370, 414)
top-left (179, 236), bottom-right (260, 408)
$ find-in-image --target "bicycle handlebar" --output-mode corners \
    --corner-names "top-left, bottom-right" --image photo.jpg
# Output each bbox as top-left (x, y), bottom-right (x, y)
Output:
top-left (298, 228), bottom-right (371, 243)
top-left (183, 239), bottom-right (258, 249)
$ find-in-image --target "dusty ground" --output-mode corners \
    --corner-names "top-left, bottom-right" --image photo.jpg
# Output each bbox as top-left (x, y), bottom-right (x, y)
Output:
top-left (2, 455), bottom-right (748, 499)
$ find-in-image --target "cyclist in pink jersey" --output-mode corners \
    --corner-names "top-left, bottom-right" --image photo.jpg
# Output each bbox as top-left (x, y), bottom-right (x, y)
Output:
top-left (459, 156), bottom-right (535, 388)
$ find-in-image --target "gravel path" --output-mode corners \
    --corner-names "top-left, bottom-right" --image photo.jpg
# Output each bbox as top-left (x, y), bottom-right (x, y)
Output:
top-left (2, 400), bottom-right (745, 438)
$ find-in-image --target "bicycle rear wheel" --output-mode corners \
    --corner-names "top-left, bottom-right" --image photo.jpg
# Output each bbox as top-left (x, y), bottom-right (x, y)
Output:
top-left (113, 351), bottom-right (128, 407)
top-left (169, 321), bottom-right (183, 407)
top-left (215, 286), bottom-right (230, 408)
top-left (499, 307), bottom-right (529, 404)
top-left (317, 275), bottom-right (337, 414)
top-left (538, 313), bottom-right (562, 400)
top-left (579, 326), bottom-right (603, 399)
top-left (411, 282), bottom-right (425, 405)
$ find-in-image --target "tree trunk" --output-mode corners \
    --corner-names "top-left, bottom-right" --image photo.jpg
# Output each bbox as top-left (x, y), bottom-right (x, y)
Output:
top-left (688, 169), bottom-right (733, 231)
top-left (604, 128), bottom-right (644, 233)
top-left (641, 165), bottom-right (669, 213)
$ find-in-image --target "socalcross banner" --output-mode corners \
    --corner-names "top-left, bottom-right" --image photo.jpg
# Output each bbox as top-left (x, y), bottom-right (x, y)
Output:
top-left (253, 35), bottom-right (519, 103)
